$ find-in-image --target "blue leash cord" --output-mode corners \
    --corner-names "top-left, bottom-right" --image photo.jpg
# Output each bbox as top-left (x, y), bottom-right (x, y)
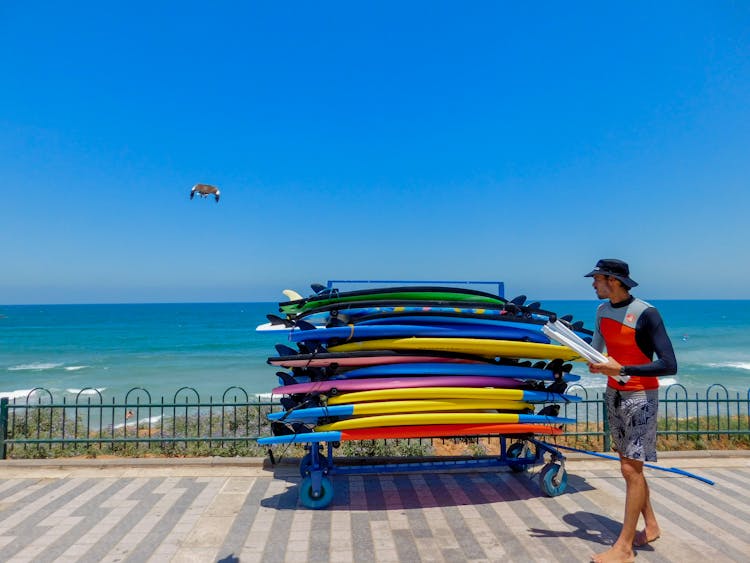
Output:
top-left (553, 444), bottom-right (715, 486)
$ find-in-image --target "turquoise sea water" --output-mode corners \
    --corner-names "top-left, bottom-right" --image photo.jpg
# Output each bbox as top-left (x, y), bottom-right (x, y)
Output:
top-left (1, 301), bottom-right (749, 403)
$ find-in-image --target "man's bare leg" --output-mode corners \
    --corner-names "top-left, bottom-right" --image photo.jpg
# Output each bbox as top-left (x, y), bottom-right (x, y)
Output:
top-left (591, 457), bottom-right (646, 563)
top-left (634, 477), bottom-right (661, 546)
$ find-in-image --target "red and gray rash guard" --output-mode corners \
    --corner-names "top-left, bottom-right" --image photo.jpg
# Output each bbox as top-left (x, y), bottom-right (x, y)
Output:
top-left (591, 296), bottom-right (677, 391)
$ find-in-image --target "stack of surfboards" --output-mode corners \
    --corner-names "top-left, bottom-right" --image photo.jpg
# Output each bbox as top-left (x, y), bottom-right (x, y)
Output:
top-left (259, 285), bottom-right (589, 445)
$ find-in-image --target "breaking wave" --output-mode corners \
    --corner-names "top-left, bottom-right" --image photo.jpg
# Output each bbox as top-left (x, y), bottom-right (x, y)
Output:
top-left (7, 362), bottom-right (63, 372)
top-left (705, 362), bottom-right (750, 371)
top-left (113, 414), bottom-right (163, 430)
top-left (255, 392), bottom-right (281, 402)
top-left (65, 388), bottom-right (106, 396)
top-left (0, 388), bottom-right (41, 400)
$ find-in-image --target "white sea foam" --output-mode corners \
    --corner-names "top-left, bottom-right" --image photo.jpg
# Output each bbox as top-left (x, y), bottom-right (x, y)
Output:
top-left (113, 414), bottom-right (163, 430)
top-left (7, 362), bottom-right (63, 371)
top-left (569, 375), bottom-right (608, 391)
top-left (65, 388), bottom-right (106, 396)
top-left (705, 362), bottom-right (750, 371)
top-left (255, 393), bottom-right (281, 402)
top-left (568, 374), bottom-right (680, 391)
top-left (64, 365), bottom-right (90, 371)
top-left (0, 389), bottom-right (40, 400)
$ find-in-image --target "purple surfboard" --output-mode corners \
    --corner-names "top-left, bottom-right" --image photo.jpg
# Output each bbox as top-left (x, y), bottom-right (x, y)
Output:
top-left (272, 375), bottom-right (525, 396)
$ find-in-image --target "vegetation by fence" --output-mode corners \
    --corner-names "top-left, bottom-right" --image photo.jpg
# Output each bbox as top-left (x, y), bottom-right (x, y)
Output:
top-left (0, 387), bottom-right (278, 459)
top-left (1, 385), bottom-right (748, 459)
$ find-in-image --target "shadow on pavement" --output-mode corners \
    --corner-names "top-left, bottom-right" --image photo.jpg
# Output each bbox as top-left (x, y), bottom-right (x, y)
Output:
top-left (261, 468), bottom-right (596, 511)
top-left (528, 511), bottom-right (620, 546)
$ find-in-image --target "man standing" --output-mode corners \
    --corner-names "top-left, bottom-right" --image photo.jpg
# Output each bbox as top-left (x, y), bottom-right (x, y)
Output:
top-left (584, 259), bottom-right (677, 563)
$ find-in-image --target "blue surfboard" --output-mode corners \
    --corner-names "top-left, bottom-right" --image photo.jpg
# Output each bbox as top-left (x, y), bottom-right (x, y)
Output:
top-left (258, 430), bottom-right (345, 445)
top-left (355, 314), bottom-right (593, 342)
top-left (334, 362), bottom-right (581, 382)
top-left (289, 323), bottom-right (548, 344)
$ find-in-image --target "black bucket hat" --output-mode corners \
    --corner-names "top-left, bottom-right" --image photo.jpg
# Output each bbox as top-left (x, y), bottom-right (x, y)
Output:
top-left (584, 258), bottom-right (638, 289)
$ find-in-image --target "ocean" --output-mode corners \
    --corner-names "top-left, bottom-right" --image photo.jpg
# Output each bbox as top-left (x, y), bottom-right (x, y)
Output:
top-left (1, 300), bottom-right (749, 404)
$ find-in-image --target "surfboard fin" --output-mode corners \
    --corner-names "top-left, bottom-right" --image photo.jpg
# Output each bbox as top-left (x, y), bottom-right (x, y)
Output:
top-left (271, 421), bottom-right (313, 436)
top-left (545, 372), bottom-right (569, 395)
top-left (294, 319), bottom-right (318, 331)
top-left (279, 397), bottom-right (297, 411)
top-left (274, 344), bottom-right (298, 357)
top-left (310, 283), bottom-right (326, 294)
top-left (282, 289), bottom-right (304, 301)
top-left (266, 314), bottom-right (294, 328)
top-left (537, 404), bottom-right (560, 417)
top-left (276, 371), bottom-right (298, 386)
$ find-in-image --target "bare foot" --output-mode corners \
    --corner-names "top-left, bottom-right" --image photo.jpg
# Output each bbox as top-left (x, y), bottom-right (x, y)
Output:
top-left (634, 527), bottom-right (661, 547)
top-left (590, 545), bottom-right (635, 563)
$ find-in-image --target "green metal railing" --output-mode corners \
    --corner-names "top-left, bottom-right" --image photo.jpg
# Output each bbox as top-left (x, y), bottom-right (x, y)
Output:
top-left (1, 385), bottom-right (748, 459)
top-left (0, 386), bottom-right (282, 459)
top-left (562, 383), bottom-right (750, 451)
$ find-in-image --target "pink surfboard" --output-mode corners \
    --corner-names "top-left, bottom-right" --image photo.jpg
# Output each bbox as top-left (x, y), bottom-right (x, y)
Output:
top-left (272, 375), bottom-right (525, 396)
top-left (268, 354), bottom-right (486, 368)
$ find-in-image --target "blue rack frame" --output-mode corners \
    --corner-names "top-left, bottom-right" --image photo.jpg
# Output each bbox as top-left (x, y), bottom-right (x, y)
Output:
top-left (296, 435), bottom-right (568, 509)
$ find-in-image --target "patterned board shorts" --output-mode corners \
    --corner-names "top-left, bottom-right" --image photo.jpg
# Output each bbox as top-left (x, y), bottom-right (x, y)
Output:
top-left (605, 387), bottom-right (659, 462)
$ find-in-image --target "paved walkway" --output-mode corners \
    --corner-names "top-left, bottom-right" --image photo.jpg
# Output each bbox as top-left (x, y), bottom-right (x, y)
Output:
top-left (0, 452), bottom-right (748, 562)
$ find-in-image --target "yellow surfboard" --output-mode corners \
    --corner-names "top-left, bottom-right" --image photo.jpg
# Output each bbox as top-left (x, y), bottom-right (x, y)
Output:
top-left (327, 386), bottom-right (530, 405)
top-left (335, 398), bottom-right (532, 416)
top-left (316, 412), bottom-right (548, 431)
top-left (328, 337), bottom-right (580, 361)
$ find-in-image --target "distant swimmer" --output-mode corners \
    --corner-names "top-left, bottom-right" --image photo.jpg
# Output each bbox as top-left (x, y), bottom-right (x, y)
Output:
top-left (190, 183), bottom-right (220, 202)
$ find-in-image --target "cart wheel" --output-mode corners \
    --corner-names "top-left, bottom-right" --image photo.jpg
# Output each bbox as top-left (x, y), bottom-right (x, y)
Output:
top-left (299, 451), bottom-right (328, 477)
top-left (299, 475), bottom-right (334, 509)
top-left (507, 441), bottom-right (535, 473)
top-left (539, 462), bottom-right (568, 496)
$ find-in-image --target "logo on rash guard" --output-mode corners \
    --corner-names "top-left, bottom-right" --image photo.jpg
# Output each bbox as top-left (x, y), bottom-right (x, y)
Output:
top-left (626, 313), bottom-right (636, 323)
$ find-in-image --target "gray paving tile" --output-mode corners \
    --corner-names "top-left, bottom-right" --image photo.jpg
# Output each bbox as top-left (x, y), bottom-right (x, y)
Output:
top-left (0, 454), bottom-right (748, 562)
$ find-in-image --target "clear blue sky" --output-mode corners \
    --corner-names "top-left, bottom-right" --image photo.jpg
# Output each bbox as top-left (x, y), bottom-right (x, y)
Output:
top-left (2, 2), bottom-right (749, 304)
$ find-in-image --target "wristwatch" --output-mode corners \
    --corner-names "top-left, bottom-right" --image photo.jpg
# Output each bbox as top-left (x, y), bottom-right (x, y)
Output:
top-left (619, 366), bottom-right (627, 378)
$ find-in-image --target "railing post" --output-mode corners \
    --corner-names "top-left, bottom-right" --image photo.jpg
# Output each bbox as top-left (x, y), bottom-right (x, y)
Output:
top-left (0, 397), bottom-right (9, 459)
top-left (602, 395), bottom-right (610, 453)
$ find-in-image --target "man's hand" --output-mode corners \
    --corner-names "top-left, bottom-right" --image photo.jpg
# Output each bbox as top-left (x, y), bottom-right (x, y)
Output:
top-left (588, 357), bottom-right (623, 377)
